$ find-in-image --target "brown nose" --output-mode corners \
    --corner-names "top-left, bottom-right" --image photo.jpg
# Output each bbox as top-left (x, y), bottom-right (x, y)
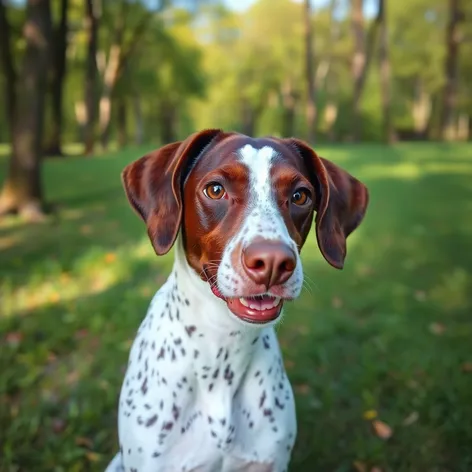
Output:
top-left (242, 240), bottom-right (297, 289)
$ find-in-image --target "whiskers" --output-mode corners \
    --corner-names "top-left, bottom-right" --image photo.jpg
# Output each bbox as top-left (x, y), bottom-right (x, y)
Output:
top-left (301, 273), bottom-right (317, 296)
top-left (199, 259), bottom-right (223, 292)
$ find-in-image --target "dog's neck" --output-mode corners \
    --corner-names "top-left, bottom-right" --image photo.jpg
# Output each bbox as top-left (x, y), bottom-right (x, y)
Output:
top-left (170, 235), bottom-right (268, 341)
top-left (172, 235), bottom-right (247, 332)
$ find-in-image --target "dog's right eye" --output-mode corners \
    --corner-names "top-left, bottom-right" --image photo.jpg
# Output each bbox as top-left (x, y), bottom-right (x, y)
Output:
top-left (204, 183), bottom-right (226, 200)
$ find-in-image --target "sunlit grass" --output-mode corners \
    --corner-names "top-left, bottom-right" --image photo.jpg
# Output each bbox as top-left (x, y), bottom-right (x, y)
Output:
top-left (1, 142), bottom-right (472, 471)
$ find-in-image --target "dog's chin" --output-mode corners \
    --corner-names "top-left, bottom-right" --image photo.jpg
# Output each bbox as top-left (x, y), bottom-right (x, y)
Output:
top-left (210, 285), bottom-right (285, 325)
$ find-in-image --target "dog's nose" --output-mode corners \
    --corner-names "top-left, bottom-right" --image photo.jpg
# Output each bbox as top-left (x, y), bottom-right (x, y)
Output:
top-left (242, 240), bottom-right (296, 289)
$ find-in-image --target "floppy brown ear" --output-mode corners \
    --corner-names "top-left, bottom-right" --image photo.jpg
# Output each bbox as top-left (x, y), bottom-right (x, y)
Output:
top-left (122, 129), bottom-right (224, 255)
top-left (287, 139), bottom-right (369, 269)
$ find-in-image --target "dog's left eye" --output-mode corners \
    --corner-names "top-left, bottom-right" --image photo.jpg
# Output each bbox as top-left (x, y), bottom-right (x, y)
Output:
top-left (204, 183), bottom-right (226, 200)
top-left (291, 188), bottom-right (310, 206)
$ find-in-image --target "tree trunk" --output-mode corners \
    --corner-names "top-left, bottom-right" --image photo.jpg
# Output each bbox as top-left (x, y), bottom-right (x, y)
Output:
top-left (457, 113), bottom-right (469, 141)
top-left (133, 92), bottom-right (144, 145)
top-left (303, 0), bottom-right (317, 143)
top-left (117, 96), bottom-right (128, 148)
top-left (377, 0), bottom-right (396, 144)
top-left (281, 79), bottom-right (297, 138)
top-left (351, 0), bottom-right (381, 141)
top-left (0, 0), bottom-right (16, 135)
top-left (440, 0), bottom-right (463, 141)
top-left (99, 42), bottom-right (122, 150)
top-left (158, 101), bottom-right (177, 144)
top-left (241, 100), bottom-right (257, 137)
top-left (44, 0), bottom-right (68, 156)
top-left (84, 0), bottom-right (98, 155)
top-left (0, 0), bottom-right (52, 219)
top-left (98, 8), bottom-right (151, 151)
top-left (412, 77), bottom-right (431, 138)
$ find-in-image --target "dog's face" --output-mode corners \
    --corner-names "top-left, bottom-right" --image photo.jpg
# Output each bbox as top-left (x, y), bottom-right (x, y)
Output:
top-left (122, 129), bottom-right (369, 326)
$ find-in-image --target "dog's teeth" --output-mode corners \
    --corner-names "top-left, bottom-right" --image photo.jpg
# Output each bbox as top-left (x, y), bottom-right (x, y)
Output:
top-left (271, 296), bottom-right (281, 307)
top-left (239, 297), bottom-right (249, 307)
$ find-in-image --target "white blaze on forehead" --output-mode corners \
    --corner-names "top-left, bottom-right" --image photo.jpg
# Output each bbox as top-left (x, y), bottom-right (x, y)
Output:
top-left (238, 145), bottom-right (277, 204)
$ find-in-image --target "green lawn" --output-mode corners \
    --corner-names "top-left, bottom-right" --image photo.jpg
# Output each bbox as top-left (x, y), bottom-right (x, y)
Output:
top-left (1, 143), bottom-right (472, 472)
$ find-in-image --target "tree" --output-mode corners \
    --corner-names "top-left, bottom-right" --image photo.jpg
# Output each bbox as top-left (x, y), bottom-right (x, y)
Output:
top-left (350, 0), bottom-right (381, 141)
top-left (440, 0), bottom-right (464, 140)
top-left (0, 0), bottom-right (52, 219)
top-left (0, 0), bottom-right (16, 134)
top-left (303, 0), bottom-right (317, 142)
top-left (83, 0), bottom-right (99, 155)
top-left (377, 0), bottom-right (396, 143)
top-left (45, 0), bottom-right (69, 156)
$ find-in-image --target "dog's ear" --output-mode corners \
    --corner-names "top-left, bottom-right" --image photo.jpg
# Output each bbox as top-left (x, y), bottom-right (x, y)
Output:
top-left (287, 138), bottom-right (369, 269)
top-left (122, 129), bottom-right (224, 255)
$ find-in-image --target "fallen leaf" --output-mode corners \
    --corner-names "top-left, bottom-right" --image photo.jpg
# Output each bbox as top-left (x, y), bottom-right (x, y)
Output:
top-left (372, 419), bottom-right (393, 440)
top-left (285, 359), bottom-right (295, 369)
top-left (353, 461), bottom-right (367, 472)
top-left (429, 322), bottom-right (446, 335)
top-left (105, 252), bottom-right (116, 263)
top-left (80, 224), bottom-right (93, 235)
top-left (295, 384), bottom-right (311, 395)
top-left (403, 411), bottom-right (419, 426)
top-left (85, 451), bottom-right (101, 462)
top-left (332, 296), bottom-right (343, 308)
top-left (414, 290), bottom-right (426, 302)
top-left (5, 332), bottom-right (23, 347)
top-left (461, 362), bottom-right (472, 373)
top-left (49, 292), bottom-right (60, 303)
top-left (75, 436), bottom-right (94, 448)
top-left (363, 409), bottom-right (378, 420)
top-left (74, 329), bottom-right (89, 340)
top-left (67, 370), bottom-right (80, 385)
top-left (52, 418), bottom-right (66, 434)
top-left (371, 467), bottom-right (383, 472)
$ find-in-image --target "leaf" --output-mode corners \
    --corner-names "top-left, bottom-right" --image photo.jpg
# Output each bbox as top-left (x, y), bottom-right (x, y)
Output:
top-left (332, 296), bottom-right (343, 308)
top-left (403, 411), bottom-right (419, 426)
top-left (461, 362), bottom-right (472, 373)
top-left (75, 436), bottom-right (94, 448)
top-left (85, 451), bottom-right (101, 462)
top-left (284, 359), bottom-right (295, 369)
top-left (5, 332), bottom-right (23, 347)
top-left (52, 418), bottom-right (66, 434)
top-left (353, 461), bottom-right (367, 472)
top-left (429, 322), bottom-right (446, 335)
top-left (104, 252), bottom-right (117, 263)
top-left (295, 384), bottom-right (311, 395)
top-left (49, 292), bottom-right (60, 303)
top-left (414, 290), bottom-right (426, 301)
top-left (372, 419), bottom-right (393, 439)
top-left (363, 409), bottom-right (378, 420)
top-left (80, 224), bottom-right (93, 235)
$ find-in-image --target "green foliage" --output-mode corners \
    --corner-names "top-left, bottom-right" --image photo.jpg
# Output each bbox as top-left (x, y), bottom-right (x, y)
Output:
top-left (2, 144), bottom-right (472, 470)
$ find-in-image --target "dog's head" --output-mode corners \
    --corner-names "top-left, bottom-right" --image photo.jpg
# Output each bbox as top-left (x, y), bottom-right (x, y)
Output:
top-left (122, 129), bottom-right (369, 326)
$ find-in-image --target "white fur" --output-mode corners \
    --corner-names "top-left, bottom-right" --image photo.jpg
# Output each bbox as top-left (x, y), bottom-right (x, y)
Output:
top-left (105, 237), bottom-right (297, 472)
top-left (217, 145), bottom-right (304, 304)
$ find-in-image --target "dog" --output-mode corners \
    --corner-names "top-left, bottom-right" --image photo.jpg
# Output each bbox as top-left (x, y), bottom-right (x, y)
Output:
top-left (105, 129), bottom-right (369, 472)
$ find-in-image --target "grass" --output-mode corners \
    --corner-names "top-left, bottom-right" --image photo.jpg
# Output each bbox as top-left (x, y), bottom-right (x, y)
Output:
top-left (1, 142), bottom-right (472, 472)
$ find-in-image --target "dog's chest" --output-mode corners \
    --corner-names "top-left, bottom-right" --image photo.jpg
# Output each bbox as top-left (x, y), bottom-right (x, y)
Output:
top-left (118, 276), bottom-right (296, 471)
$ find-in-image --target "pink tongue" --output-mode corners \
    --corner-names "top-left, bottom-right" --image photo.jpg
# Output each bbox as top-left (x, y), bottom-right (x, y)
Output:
top-left (246, 296), bottom-right (277, 310)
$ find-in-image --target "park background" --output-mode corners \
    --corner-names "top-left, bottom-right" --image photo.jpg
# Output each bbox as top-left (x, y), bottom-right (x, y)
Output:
top-left (1, 0), bottom-right (472, 470)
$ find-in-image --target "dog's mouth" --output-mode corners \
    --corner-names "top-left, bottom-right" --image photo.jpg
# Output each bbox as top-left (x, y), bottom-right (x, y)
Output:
top-left (210, 285), bottom-right (284, 324)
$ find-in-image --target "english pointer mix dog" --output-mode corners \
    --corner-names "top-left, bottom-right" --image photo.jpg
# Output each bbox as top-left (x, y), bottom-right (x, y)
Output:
top-left (106, 129), bottom-right (369, 472)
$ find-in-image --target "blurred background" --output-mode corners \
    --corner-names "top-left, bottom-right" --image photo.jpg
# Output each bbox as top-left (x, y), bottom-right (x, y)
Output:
top-left (1, 0), bottom-right (472, 471)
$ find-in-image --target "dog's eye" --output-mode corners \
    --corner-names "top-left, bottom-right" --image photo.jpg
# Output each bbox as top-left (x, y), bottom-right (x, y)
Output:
top-left (204, 183), bottom-right (225, 200)
top-left (291, 188), bottom-right (310, 206)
